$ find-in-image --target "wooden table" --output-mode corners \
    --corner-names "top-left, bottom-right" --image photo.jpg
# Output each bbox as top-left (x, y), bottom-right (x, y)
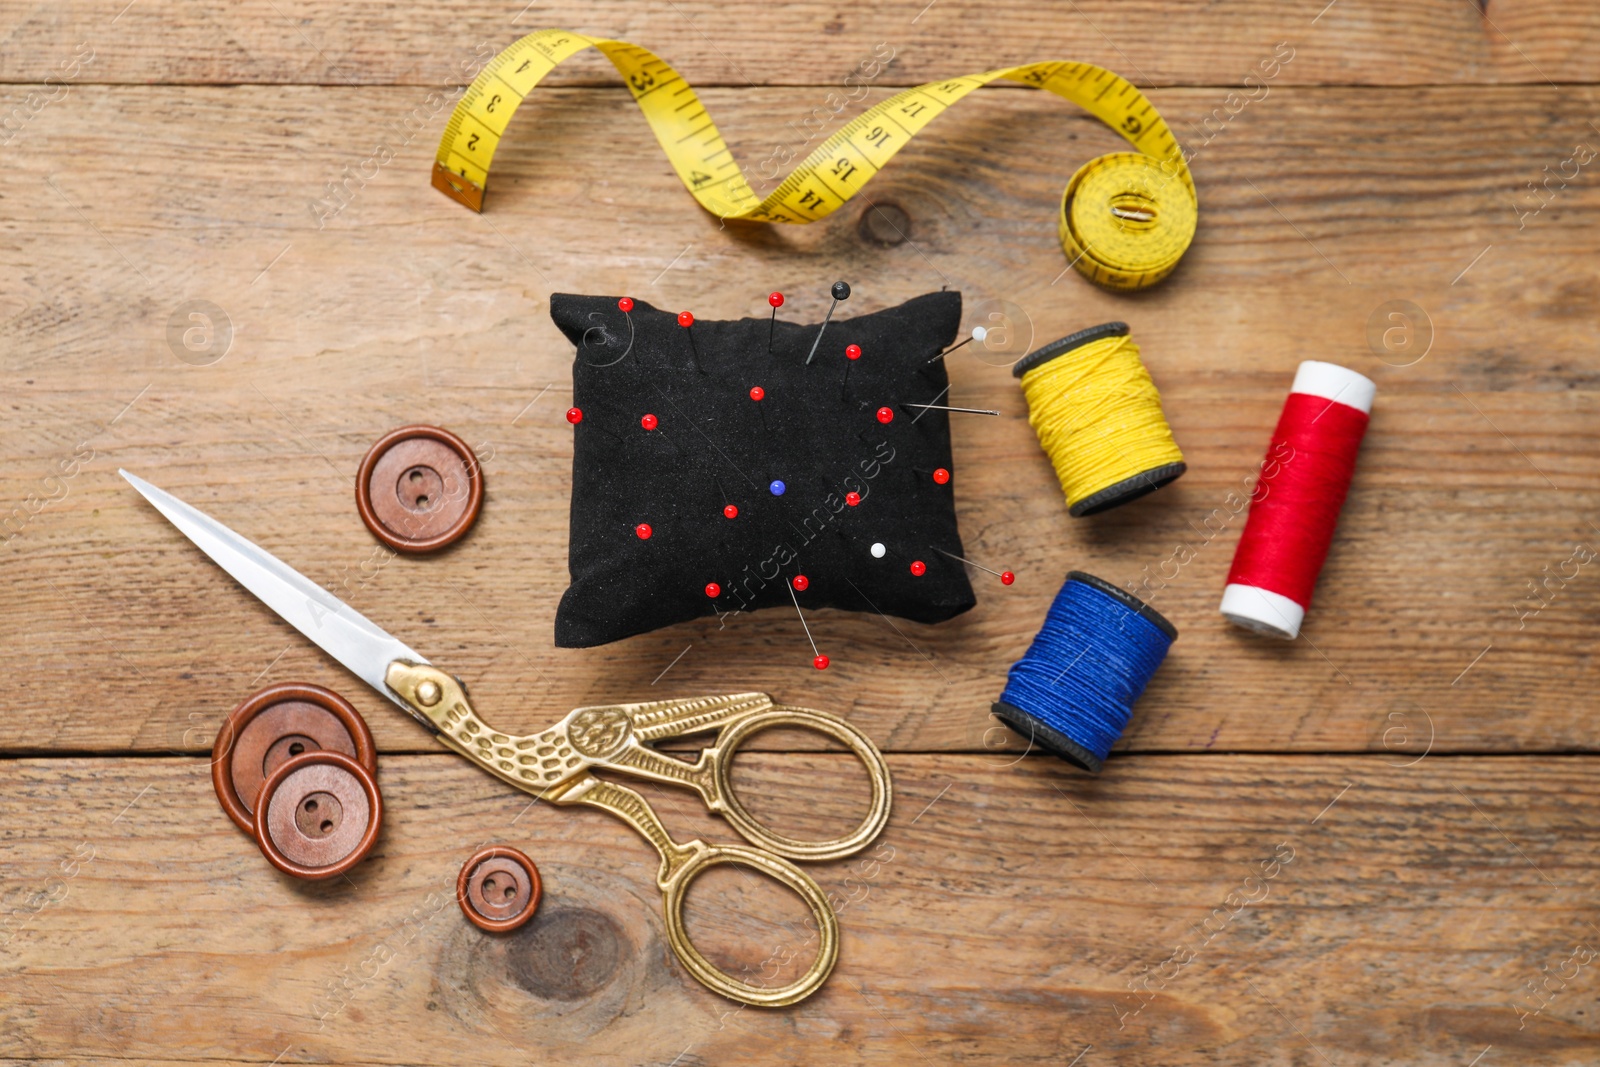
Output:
top-left (4, 2), bottom-right (1598, 1063)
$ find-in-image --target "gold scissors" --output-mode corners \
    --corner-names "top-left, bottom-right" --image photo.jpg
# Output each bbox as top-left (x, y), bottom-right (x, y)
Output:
top-left (121, 470), bottom-right (892, 1007)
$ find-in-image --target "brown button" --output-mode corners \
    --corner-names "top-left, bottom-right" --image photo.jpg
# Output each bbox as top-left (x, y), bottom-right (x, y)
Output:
top-left (457, 846), bottom-right (542, 933)
top-left (211, 682), bottom-right (377, 835)
top-left (253, 751), bottom-right (383, 880)
top-left (356, 424), bottom-right (484, 553)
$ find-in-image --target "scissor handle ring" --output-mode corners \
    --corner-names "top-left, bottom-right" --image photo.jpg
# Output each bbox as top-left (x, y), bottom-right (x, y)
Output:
top-left (711, 708), bottom-right (892, 863)
top-left (661, 842), bottom-right (838, 1008)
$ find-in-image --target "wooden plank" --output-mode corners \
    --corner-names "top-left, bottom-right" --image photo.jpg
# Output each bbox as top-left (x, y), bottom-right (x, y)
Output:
top-left (0, 0), bottom-right (1597, 88)
top-left (2, 83), bottom-right (1598, 756)
top-left (2, 752), bottom-right (1597, 1064)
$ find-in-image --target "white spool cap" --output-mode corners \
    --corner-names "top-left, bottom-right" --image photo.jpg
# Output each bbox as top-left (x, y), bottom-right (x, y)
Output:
top-left (1220, 583), bottom-right (1305, 640)
top-left (1290, 360), bottom-right (1375, 416)
top-left (1219, 360), bottom-right (1376, 640)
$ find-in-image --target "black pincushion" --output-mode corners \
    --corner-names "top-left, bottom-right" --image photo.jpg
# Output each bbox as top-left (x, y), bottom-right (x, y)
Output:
top-left (550, 291), bottom-right (976, 648)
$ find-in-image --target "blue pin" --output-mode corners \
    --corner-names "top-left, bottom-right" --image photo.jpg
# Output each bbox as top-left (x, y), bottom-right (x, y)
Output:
top-left (769, 479), bottom-right (787, 496)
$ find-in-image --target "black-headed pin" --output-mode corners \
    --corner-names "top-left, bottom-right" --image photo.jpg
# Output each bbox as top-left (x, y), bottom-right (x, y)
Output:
top-left (804, 281), bottom-right (851, 365)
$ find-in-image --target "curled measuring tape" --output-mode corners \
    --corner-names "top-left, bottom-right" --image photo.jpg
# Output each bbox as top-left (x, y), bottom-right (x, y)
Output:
top-left (432, 30), bottom-right (1198, 290)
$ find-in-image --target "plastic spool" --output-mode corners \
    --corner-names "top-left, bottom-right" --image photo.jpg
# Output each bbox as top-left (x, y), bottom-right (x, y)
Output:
top-left (992, 571), bottom-right (1177, 773)
top-left (1220, 360), bottom-right (1375, 640)
top-left (1014, 323), bottom-right (1186, 516)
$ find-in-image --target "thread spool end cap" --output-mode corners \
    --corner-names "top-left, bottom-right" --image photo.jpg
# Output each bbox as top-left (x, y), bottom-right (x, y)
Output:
top-left (1068, 462), bottom-right (1187, 517)
top-left (1290, 360), bottom-right (1376, 416)
top-left (990, 702), bottom-right (1103, 774)
top-left (1219, 583), bottom-right (1304, 640)
top-left (1068, 570), bottom-right (1178, 641)
top-left (1011, 321), bottom-right (1130, 378)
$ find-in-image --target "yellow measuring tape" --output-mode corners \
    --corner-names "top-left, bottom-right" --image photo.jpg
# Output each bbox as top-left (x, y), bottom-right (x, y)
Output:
top-left (433, 30), bottom-right (1197, 290)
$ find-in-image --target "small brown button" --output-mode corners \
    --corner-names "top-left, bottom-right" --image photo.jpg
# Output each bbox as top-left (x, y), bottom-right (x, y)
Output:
top-left (356, 424), bottom-right (484, 553)
top-left (253, 751), bottom-right (383, 880)
top-left (457, 846), bottom-right (542, 933)
top-left (211, 682), bottom-right (377, 834)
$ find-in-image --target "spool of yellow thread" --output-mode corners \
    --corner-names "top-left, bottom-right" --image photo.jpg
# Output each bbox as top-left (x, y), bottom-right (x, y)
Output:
top-left (1014, 322), bottom-right (1186, 516)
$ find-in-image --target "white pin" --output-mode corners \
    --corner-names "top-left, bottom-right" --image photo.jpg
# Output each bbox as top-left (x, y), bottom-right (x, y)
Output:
top-left (870, 542), bottom-right (886, 558)
top-left (925, 327), bottom-right (983, 366)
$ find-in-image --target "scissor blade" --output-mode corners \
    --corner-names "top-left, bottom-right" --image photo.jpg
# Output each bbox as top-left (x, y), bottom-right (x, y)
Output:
top-left (120, 469), bottom-right (432, 721)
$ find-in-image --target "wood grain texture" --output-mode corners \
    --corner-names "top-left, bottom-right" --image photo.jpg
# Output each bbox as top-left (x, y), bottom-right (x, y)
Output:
top-left (5, 6), bottom-right (1600, 1062)
top-left (0, 0), bottom-right (1598, 87)
top-left (2, 82), bottom-right (1598, 755)
top-left (3, 753), bottom-right (1599, 1066)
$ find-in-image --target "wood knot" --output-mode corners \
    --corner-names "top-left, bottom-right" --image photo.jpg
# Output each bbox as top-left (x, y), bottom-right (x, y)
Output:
top-left (859, 202), bottom-right (911, 246)
top-left (506, 906), bottom-right (626, 1000)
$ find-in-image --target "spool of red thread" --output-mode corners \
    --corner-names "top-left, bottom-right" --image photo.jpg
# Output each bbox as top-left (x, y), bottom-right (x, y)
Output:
top-left (1220, 361), bottom-right (1375, 640)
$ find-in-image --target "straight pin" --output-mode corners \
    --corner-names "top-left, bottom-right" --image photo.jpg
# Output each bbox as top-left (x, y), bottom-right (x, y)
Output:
top-left (931, 546), bottom-right (1015, 585)
top-left (786, 575), bottom-right (829, 669)
top-left (804, 281), bottom-right (851, 365)
top-left (749, 383), bottom-right (770, 431)
top-left (767, 292), bottom-right (783, 353)
top-left (900, 402), bottom-right (1001, 416)
top-left (678, 310), bottom-right (704, 374)
top-left (926, 333), bottom-right (977, 366)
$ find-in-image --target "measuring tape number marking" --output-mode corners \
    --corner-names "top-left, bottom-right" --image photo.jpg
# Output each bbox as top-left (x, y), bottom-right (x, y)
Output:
top-left (433, 30), bottom-right (1198, 289)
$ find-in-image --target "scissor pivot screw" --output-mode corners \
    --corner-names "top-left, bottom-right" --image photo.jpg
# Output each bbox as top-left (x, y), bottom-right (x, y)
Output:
top-left (416, 680), bottom-right (442, 707)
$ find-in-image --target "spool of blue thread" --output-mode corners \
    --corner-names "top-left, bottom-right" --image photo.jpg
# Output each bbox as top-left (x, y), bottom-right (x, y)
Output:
top-left (993, 571), bottom-right (1177, 773)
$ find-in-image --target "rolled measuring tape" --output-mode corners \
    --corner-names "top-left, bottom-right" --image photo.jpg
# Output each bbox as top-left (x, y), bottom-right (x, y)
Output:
top-left (1220, 361), bottom-right (1375, 640)
top-left (1014, 322), bottom-right (1186, 516)
top-left (993, 571), bottom-right (1176, 773)
top-left (432, 30), bottom-right (1198, 290)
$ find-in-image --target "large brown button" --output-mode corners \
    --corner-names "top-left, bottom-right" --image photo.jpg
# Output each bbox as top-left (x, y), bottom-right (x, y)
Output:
top-left (211, 682), bottom-right (377, 834)
top-left (253, 751), bottom-right (383, 880)
top-left (355, 424), bottom-right (484, 553)
top-left (457, 846), bottom-right (542, 933)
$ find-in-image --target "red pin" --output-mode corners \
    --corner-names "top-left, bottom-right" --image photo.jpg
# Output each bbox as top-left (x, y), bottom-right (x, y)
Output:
top-left (618, 297), bottom-right (635, 312)
top-left (930, 546), bottom-right (1014, 585)
top-left (910, 560), bottom-right (927, 576)
top-left (786, 579), bottom-right (827, 670)
top-left (641, 413), bottom-right (658, 431)
top-left (635, 523), bottom-right (653, 540)
top-left (705, 582), bottom-right (721, 597)
top-left (750, 383), bottom-right (771, 433)
top-left (933, 468), bottom-right (950, 485)
top-left (845, 491), bottom-right (861, 507)
top-left (842, 342), bottom-right (862, 394)
top-left (678, 310), bottom-right (703, 373)
top-left (876, 407), bottom-right (894, 425)
top-left (723, 504), bottom-right (738, 519)
top-left (792, 574), bottom-right (810, 591)
top-left (566, 407), bottom-right (583, 424)
top-left (767, 292), bottom-right (783, 353)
